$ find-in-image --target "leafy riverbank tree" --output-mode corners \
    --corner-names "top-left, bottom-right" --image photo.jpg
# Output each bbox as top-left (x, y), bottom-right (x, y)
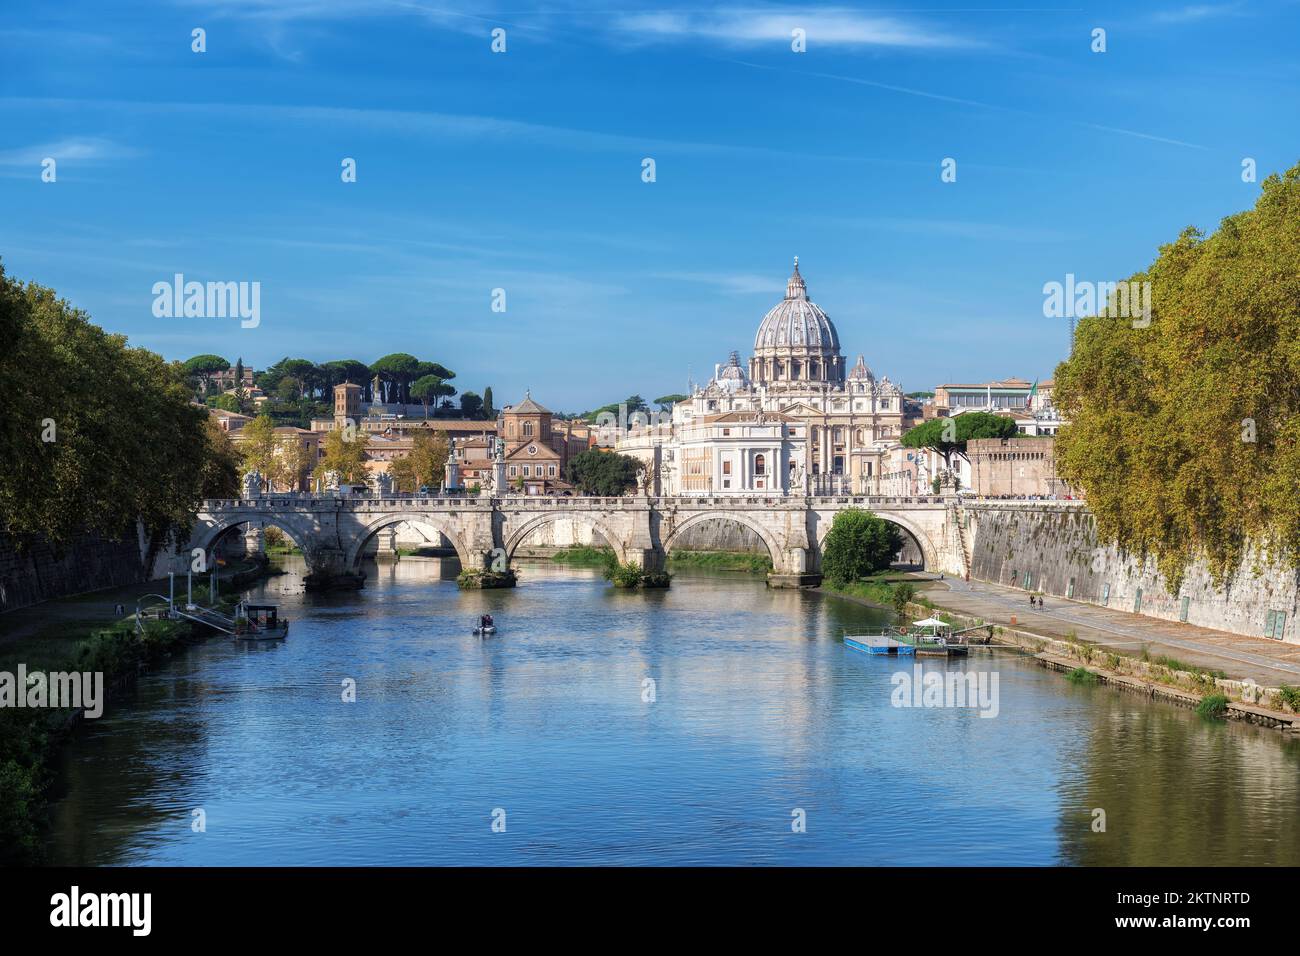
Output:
top-left (1054, 162), bottom-right (1300, 590)
top-left (820, 509), bottom-right (904, 586)
top-left (389, 430), bottom-right (449, 492)
top-left (565, 449), bottom-right (643, 496)
top-left (0, 263), bottom-right (239, 551)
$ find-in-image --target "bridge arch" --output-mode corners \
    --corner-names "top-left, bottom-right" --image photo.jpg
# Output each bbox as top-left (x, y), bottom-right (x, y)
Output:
top-left (195, 513), bottom-right (315, 562)
top-left (503, 511), bottom-right (627, 563)
top-left (814, 510), bottom-right (938, 572)
top-left (345, 513), bottom-right (474, 570)
top-left (662, 511), bottom-right (784, 569)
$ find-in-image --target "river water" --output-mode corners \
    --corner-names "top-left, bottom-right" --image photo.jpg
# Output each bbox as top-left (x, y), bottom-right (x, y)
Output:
top-left (47, 557), bottom-right (1300, 866)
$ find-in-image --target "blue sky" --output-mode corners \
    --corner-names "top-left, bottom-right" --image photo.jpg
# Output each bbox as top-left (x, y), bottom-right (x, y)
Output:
top-left (2, 1), bottom-right (1297, 411)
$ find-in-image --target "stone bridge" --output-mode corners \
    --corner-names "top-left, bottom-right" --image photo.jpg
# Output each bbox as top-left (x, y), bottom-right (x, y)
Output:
top-left (182, 493), bottom-right (969, 589)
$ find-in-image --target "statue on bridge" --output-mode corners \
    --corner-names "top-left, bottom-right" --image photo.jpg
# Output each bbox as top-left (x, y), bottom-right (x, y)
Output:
top-left (242, 470), bottom-right (264, 498)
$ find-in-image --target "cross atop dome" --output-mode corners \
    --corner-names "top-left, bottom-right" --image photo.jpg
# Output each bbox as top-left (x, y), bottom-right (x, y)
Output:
top-left (785, 256), bottom-right (807, 300)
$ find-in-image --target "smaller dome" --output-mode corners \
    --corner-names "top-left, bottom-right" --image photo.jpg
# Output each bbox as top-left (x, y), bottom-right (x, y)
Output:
top-left (848, 354), bottom-right (875, 382)
top-left (713, 350), bottom-right (749, 392)
top-left (718, 351), bottom-right (747, 381)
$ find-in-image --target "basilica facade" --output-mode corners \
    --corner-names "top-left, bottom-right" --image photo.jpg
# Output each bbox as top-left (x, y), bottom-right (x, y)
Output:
top-left (618, 259), bottom-right (906, 496)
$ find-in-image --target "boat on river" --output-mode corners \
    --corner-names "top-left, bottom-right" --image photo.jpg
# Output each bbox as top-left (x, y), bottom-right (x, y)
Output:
top-left (233, 603), bottom-right (289, 641)
top-left (473, 625), bottom-right (497, 636)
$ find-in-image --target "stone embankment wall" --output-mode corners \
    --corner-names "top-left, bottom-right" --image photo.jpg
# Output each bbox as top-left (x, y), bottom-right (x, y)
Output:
top-left (966, 502), bottom-right (1300, 644)
top-left (0, 531), bottom-right (150, 614)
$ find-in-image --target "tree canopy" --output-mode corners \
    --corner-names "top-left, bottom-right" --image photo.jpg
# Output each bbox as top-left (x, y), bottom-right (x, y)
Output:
top-left (0, 264), bottom-right (238, 550)
top-left (390, 430), bottom-right (449, 492)
top-left (820, 509), bottom-right (904, 586)
top-left (1054, 162), bottom-right (1300, 590)
top-left (564, 449), bottom-right (643, 496)
top-left (900, 412), bottom-right (1018, 468)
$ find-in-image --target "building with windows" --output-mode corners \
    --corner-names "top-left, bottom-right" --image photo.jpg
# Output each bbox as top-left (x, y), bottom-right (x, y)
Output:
top-left (618, 259), bottom-right (906, 495)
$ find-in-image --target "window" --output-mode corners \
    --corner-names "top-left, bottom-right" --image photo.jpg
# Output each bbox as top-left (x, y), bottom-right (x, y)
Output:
top-left (548, 465), bottom-right (556, 477)
top-left (522, 465), bottom-right (530, 477)
top-left (1265, 609), bottom-right (1287, 640)
top-left (508, 466), bottom-right (517, 476)
top-left (754, 454), bottom-right (766, 475)
top-left (523, 421), bottom-right (534, 438)
top-left (722, 461), bottom-right (731, 475)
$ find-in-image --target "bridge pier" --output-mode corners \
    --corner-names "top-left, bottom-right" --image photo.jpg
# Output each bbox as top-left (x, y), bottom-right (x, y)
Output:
top-left (304, 547), bottom-right (366, 591)
top-left (766, 547), bottom-right (822, 589)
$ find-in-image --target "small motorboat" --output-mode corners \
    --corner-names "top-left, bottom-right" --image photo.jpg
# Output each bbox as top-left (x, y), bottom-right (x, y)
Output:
top-left (473, 625), bottom-right (497, 636)
top-left (233, 603), bottom-right (289, 641)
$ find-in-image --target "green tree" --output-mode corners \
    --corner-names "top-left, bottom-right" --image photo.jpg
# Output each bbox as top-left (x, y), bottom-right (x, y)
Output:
top-left (371, 353), bottom-right (421, 405)
top-left (459, 391), bottom-right (484, 419)
top-left (183, 354), bottom-right (230, 396)
top-left (207, 393), bottom-right (242, 412)
top-left (239, 414), bottom-right (280, 487)
top-left (482, 387), bottom-right (495, 419)
top-left (901, 411), bottom-right (1017, 471)
top-left (0, 266), bottom-right (238, 552)
top-left (1055, 162), bottom-right (1300, 590)
top-left (564, 449), bottom-right (643, 496)
top-left (411, 375), bottom-right (456, 417)
top-left (314, 427), bottom-right (368, 484)
top-left (389, 430), bottom-right (449, 492)
top-left (653, 394), bottom-right (688, 412)
top-left (820, 509), bottom-right (904, 586)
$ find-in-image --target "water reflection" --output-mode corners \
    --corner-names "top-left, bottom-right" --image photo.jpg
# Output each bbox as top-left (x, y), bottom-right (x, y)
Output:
top-left (46, 557), bottom-right (1300, 866)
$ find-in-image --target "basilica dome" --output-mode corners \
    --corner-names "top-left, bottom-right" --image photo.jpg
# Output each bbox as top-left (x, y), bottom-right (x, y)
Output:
top-left (750, 258), bottom-right (845, 389)
top-left (753, 258), bottom-right (840, 351)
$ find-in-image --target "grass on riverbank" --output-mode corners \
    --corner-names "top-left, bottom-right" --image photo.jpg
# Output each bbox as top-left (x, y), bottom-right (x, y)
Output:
top-left (667, 550), bottom-right (772, 573)
top-left (551, 545), bottom-right (616, 567)
top-left (551, 545), bottom-right (771, 575)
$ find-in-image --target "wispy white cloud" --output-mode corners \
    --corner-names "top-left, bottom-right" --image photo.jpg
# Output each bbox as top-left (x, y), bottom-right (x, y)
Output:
top-left (1149, 3), bottom-right (1244, 25)
top-left (0, 96), bottom-right (875, 162)
top-left (0, 137), bottom-right (141, 166)
top-left (653, 271), bottom-right (778, 295)
top-left (612, 8), bottom-right (979, 50)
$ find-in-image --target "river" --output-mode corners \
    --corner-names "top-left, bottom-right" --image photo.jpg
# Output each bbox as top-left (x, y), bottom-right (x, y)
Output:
top-left (47, 557), bottom-right (1300, 866)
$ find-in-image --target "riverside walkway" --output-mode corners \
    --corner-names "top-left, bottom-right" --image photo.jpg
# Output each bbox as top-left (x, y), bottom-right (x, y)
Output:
top-left (918, 575), bottom-right (1300, 687)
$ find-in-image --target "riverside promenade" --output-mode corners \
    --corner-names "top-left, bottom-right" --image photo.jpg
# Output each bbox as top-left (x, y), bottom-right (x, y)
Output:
top-left (916, 575), bottom-right (1300, 687)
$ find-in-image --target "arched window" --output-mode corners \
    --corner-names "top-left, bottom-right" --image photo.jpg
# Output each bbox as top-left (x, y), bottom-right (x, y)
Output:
top-left (523, 421), bottom-right (534, 438)
top-left (754, 454), bottom-right (766, 475)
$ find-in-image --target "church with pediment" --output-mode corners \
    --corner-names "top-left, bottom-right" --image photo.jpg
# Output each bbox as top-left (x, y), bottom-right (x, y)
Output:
top-left (617, 259), bottom-right (907, 496)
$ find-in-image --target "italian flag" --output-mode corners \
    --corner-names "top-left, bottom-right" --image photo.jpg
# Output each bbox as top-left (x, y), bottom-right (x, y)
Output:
top-left (1027, 378), bottom-right (1039, 409)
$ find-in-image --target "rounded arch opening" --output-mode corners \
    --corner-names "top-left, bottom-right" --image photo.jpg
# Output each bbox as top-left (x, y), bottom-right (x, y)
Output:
top-left (347, 515), bottom-right (472, 571)
top-left (203, 516), bottom-right (309, 566)
top-left (663, 513), bottom-right (781, 571)
top-left (505, 512), bottom-right (626, 564)
top-left (815, 513), bottom-right (934, 573)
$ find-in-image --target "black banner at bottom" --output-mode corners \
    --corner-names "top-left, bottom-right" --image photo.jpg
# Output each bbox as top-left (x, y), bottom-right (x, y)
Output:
top-left (0, 866), bottom-right (1277, 941)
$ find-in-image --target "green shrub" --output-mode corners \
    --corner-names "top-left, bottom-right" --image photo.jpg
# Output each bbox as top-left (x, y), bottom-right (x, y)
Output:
top-left (1275, 685), bottom-right (1300, 711)
top-left (1196, 694), bottom-right (1229, 719)
top-left (1066, 666), bottom-right (1098, 685)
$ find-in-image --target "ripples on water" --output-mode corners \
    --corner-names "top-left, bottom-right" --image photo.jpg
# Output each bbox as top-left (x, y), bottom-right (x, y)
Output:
top-left (48, 558), bottom-right (1300, 866)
